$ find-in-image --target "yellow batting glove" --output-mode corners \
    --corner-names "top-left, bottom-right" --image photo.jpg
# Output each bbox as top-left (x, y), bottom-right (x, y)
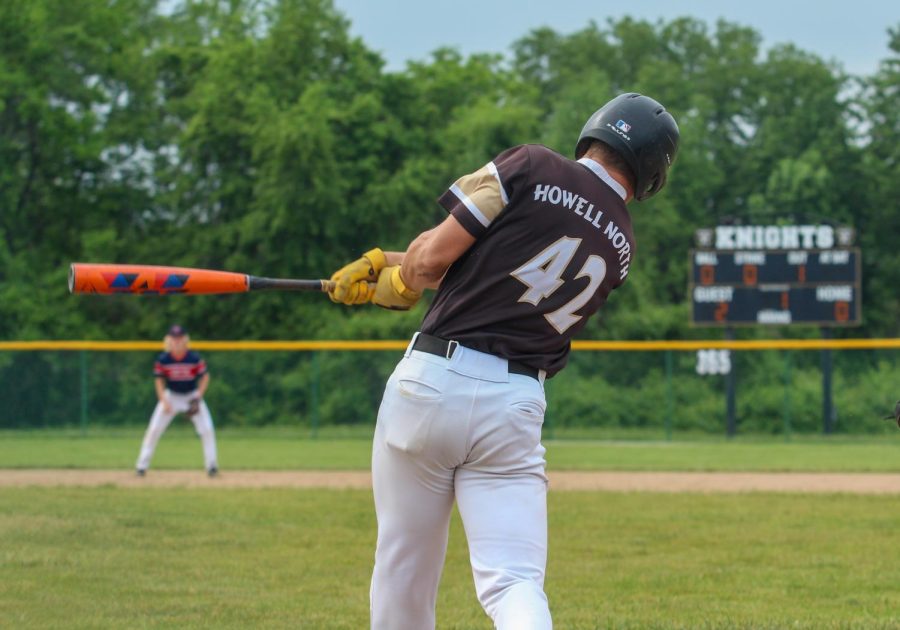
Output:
top-left (329, 248), bottom-right (387, 305)
top-left (334, 280), bottom-right (376, 304)
top-left (372, 266), bottom-right (421, 311)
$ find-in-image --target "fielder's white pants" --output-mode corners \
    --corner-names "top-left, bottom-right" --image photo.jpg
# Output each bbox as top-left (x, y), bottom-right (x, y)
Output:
top-left (371, 336), bottom-right (551, 630)
top-left (136, 391), bottom-right (218, 472)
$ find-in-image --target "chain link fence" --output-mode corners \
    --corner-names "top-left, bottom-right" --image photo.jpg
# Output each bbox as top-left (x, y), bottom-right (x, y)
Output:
top-left (1, 341), bottom-right (898, 438)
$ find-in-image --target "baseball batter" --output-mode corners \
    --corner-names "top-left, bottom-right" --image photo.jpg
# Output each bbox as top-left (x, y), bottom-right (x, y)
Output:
top-left (135, 325), bottom-right (218, 476)
top-left (329, 93), bottom-right (679, 629)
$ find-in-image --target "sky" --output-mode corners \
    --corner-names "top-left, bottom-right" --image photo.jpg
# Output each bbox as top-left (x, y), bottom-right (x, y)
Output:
top-left (331, 0), bottom-right (899, 76)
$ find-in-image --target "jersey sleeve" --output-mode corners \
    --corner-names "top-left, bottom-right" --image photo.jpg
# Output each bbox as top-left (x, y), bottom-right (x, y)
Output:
top-left (437, 145), bottom-right (531, 237)
top-left (153, 354), bottom-right (165, 378)
top-left (195, 356), bottom-right (208, 377)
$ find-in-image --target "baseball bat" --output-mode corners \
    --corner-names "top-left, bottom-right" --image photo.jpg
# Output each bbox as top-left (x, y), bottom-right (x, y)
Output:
top-left (69, 263), bottom-right (335, 295)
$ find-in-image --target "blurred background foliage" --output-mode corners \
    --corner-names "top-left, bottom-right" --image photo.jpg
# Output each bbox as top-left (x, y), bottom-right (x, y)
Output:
top-left (1, 0), bottom-right (898, 431)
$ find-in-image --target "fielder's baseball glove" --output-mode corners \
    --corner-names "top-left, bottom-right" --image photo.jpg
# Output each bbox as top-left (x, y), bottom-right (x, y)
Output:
top-left (186, 398), bottom-right (201, 417)
top-left (883, 400), bottom-right (900, 428)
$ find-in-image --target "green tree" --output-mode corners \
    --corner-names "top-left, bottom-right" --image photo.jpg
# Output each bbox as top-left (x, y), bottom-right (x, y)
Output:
top-left (2, 4), bottom-right (898, 429)
top-left (0, 0), bottom-right (163, 339)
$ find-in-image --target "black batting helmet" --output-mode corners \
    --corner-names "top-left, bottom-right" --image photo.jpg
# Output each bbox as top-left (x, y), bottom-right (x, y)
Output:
top-left (575, 93), bottom-right (679, 201)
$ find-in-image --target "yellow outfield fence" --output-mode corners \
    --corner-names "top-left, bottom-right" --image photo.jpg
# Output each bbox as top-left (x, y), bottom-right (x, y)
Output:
top-left (2, 338), bottom-right (899, 351)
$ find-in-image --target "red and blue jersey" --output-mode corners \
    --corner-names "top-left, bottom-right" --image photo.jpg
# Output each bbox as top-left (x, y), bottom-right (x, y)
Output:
top-left (153, 351), bottom-right (207, 394)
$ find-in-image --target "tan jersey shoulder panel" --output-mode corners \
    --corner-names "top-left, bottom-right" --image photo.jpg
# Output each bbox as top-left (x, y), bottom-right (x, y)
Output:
top-left (453, 164), bottom-right (507, 224)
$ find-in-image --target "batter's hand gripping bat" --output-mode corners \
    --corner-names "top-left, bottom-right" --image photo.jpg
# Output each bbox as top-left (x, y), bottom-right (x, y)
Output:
top-left (68, 263), bottom-right (336, 295)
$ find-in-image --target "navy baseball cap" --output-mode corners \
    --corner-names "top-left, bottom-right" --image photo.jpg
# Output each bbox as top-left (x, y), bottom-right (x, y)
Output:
top-left (167, 324), bottom-right (188, 337)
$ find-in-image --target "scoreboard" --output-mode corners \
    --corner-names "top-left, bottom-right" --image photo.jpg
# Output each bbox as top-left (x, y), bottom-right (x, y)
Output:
top-left (690, 248), bottom-right (861, 326)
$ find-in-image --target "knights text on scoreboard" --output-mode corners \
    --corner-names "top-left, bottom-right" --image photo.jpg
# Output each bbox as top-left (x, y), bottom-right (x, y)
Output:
top-left (689, 224), bottom-right (861, 326)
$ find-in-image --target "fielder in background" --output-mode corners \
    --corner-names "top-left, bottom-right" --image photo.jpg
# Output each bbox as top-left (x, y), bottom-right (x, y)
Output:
top-left (135, 324), bottom-right (219, 477)
top-left (329, 93), bottom-right (679, 629)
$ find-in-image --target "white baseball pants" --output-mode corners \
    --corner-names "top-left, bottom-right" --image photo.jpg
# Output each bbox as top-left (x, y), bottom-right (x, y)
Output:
top-left (371, 336), bottom-right (552, 630)
top-left (135, 391), bottom-right (218, 472)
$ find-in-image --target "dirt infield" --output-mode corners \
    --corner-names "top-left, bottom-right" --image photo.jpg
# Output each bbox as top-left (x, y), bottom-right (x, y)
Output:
top-left (3, 469), bottom-right (900, 493)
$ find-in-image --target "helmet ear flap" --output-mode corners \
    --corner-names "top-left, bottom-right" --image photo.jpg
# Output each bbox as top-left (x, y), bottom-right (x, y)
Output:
top-left (575, 138), bottom-right (592, 160)
top-left (637, 172), bottom-right (662, 202)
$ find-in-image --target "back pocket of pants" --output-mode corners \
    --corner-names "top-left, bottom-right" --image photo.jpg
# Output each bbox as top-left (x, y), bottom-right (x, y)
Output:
top-left (381, 377), bottom-right (443, 454)
top-left (508, 399), bottom-right (546, 449)
top-left (509, 399), bottom-right (545, 423)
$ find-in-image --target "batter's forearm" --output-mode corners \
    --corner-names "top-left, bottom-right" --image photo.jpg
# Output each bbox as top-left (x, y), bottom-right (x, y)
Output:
top-left (385, 246), bottom-right (444, 291)
top-left (396, 232), bottom-right (450, 292)
top-left (385, 215), bottom-right (474, 292)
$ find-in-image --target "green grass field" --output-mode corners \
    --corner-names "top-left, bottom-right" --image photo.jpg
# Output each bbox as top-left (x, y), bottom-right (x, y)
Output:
top-left (2, 488), bottom-right (899, 629)
top-left (3, 431), bottom-right (900, 628)
top-left (2, 427), bottom-right (900, 471)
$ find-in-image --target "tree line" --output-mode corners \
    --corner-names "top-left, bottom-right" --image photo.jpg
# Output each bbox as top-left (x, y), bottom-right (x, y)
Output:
top-left (1, 0), bottom-right (898, 431)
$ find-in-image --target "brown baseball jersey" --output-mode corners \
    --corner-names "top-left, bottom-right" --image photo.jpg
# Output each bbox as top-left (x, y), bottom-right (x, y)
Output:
top-left (420, 144), bottom-right (635, 376)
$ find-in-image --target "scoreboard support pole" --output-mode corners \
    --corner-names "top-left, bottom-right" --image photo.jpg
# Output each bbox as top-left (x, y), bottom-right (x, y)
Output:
top-left (664, 350), bottom-right (673, 441)
top-left (725, 327), bottom-right (737, 438)
top-left (782, 351), bottom-right (793, 441)
top-left (821, 327), bottom-right (834, 434)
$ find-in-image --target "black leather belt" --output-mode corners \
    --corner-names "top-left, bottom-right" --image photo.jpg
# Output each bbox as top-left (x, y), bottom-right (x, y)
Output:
top-left (412, 333), bottom-right (541, 381)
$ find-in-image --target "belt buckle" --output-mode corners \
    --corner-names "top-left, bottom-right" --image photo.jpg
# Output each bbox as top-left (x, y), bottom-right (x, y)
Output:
top-left (445, 339), bottom-right (459, 360)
